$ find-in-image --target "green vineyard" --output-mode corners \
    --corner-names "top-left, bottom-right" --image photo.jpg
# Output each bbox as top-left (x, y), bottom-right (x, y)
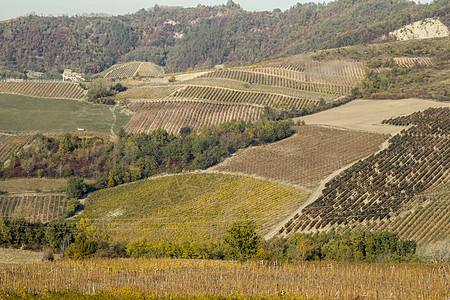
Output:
top-left (125, 100), bottom-right (264, 134)
top-left (281, 107), bottom-right (450, 245)
top-left (0, 81), bottom-right (86, 99)
top-left (0, 193), bottom-right (67, 223)
top-left (83, 172), bottom-right (309, 244)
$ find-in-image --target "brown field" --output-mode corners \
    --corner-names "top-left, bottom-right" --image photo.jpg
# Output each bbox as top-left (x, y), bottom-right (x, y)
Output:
top-left (114, 85), bottom-right (181, 100)
top-left (210, 125), bottom-right (388, 188)
top-left (124, 100), bottom-right (263, 134)
top-left (0, 258), bottom-right (448, 299)
top-left (0, 81), bottom-right (86, 99)
top-left (298, 98), bottom-right (450, 135)
top-left (0, 248), bottom-right (44, 264)
top-left (0, 193), bottom-right (67, 223)
top-left (0, 178), bottom-right (67, 194)
top-left (0, 133), bottom-right (35, 164)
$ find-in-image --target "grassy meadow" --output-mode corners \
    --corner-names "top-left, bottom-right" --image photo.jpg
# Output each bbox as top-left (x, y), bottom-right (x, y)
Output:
top-left (0, 94), bottom-right (129, 134)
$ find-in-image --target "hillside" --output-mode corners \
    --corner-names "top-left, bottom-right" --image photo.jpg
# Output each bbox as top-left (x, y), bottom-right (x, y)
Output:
top-left (0, 0), bottom-right (448, 78)
top-left (82, 172), bottom-right (309, 244)
top-left (280, 107), bottom-right (450, 246)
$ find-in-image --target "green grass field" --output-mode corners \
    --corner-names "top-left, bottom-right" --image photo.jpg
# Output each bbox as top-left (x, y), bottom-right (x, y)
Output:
top-left (0, 94), bottom-right (130, 134)
top-left (83, 172), bottom-right (309, 244)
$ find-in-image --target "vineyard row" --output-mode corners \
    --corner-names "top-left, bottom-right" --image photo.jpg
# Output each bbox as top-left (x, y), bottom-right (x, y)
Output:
top-left (0, 82), bottom-right (86, 99)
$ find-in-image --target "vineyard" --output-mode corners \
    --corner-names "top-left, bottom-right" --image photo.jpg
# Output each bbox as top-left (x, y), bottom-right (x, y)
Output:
top-left (0, 259), bottom-right (447, 299)
top-left (114, 85), bottom-right (182, 100)
top-left (0, 134), bottom-right (35, 164)
top-left (174, 86), bottom-right (314, 109)
top-left (393, 57), bottom-right (435, 68)
top-left (105, 62), bottom-right (164, 79)
top-left (340, 182), bottom-right (450, 246)
top-left (0, 193), bottom-right (67, 223)
top-left (280, 107), bottom-right (450, 245)
top-left (0, 82), bottom-right (86, 99)
top-left (83, 172), bottom-right (308, 244)
top-left (124, 100), bottom-right (264, 134)
top-left (210, 125), bottom-right (389, 188)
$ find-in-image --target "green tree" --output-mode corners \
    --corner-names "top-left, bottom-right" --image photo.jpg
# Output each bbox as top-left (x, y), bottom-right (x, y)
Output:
top-left (224, 221), bottom-right (261, 261)
top-left (67, 177), bottom-right (87, 199)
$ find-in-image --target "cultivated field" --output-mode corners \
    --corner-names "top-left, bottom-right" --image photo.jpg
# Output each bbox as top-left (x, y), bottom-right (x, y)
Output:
top-left (114, 85), bottom-right (181, 100)
top-left (210, 125), bottom-right (389, 188)
top-left (0, 81), bottom-right (86, 99)
top-left (174, 85), bottom-right (314, 109)
top-left (0, 193), bottom-right (67, 223)
top-left (283, 108), bottom-right (450, 245)
top-left (298, 98), bottom-right (450, 134)
top-left (0, 94), bottom-right (129, 134)
top-left (105, 62), bottom-right (164, 79)
top-left (0, 134), bottom-right (35, 164)
top-left (82, 172), bottom-right (308, 244)
top-left (0, 178), bottom-right (67, 194)
top-left (0, 259), bottom-right (448, 299)
top-left (124, 100), bottom-right (264, 134)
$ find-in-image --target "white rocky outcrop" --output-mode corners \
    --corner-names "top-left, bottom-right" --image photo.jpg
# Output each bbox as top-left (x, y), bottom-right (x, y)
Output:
top-left (390, 18), bottom-right (449, 41)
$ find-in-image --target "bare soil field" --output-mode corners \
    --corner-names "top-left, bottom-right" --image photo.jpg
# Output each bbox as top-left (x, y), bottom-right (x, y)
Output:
top-left (297, 98), bottom-right (450, 135)
top-left (210, 125), bottom-right (388, 188)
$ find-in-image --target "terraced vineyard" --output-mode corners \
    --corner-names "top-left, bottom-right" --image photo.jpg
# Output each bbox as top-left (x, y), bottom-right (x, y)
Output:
top-left (124, 100), bottom-right (264, 134)
top-left (202, 60), bottom-right (365, 95)
top-left (83, 172), bottom-right (308, 244)
top-left (393, 57), bottom-right (435, 68)
top-left (281, 107), bottom-right (450, 244)
top-left (0, 81), bottom-right (86, 99)
top-left (210, 125), bottom-right (389, 188)
top-left (342, 183), bottom-right (450, 246)
top-left (0, 193), bottom-right (67, 223)
top-left (174, 85), bottom-right (314, 109)
top-left (105, 61), bottom-right (164, 79)
top-left (0, 133), bottom-right (35, 164)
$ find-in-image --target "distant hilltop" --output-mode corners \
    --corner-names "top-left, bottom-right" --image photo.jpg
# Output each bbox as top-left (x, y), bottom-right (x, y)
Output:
top-left (389, 18), bottom-right (449, 41)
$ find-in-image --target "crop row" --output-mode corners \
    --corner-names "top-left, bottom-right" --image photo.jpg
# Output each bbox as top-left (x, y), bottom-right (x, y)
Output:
top-left (211, 125), bottom-right (389, 188)
top-left (250, 62), bottom-right (365, 86)
top-left (0, 258), bottom-right (445, 299)
top-left (104, 62), bottom-right (142, 79)
top-left (0, 193), bottom-right (67, 223)
top-left (202, 70), bottom-right (354, 94)
top-left (136, 62), bottom-right (165, 77)
top-left (124, 99), bottom-right (264, 134)
top-left (174, 85), bottom-right (314, 109)
top-left (0, 134), bottom-right (35, 164)
top-left (84, 173), bottom-right (307, 244)
top-left (114, 85), bottom-right (181, 100)
top-left (105, 62), bottom-right (164, 79)
top-left (393, 57), bottom-right (434, 68)
top-left (280, 107), bottom-right (450, 238)
top-left (0, 82), bottom-right (86, 99)
top-left (179, 77), bottom-right (338, 102)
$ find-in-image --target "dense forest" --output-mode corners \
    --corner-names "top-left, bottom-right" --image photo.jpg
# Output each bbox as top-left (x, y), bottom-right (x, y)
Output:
top-left (0, 0), bottom-right (448, 78)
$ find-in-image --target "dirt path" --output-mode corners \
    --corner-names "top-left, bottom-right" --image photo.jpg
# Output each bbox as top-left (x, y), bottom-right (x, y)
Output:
top-left (109, 106), bottom-right (117, 140)
top-left (264, 137), bottom-right (392, 240)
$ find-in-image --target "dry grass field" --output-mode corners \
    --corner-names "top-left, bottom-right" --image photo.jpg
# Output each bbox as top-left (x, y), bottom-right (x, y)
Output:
top-left (0, 178), bottom-right (67, 194)
top-left (0, 258), bottom-right (448, 299)
top-left (210, 125), bottom-right (389, 188)
top-left (298, 98), bottom-right (450, 135)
